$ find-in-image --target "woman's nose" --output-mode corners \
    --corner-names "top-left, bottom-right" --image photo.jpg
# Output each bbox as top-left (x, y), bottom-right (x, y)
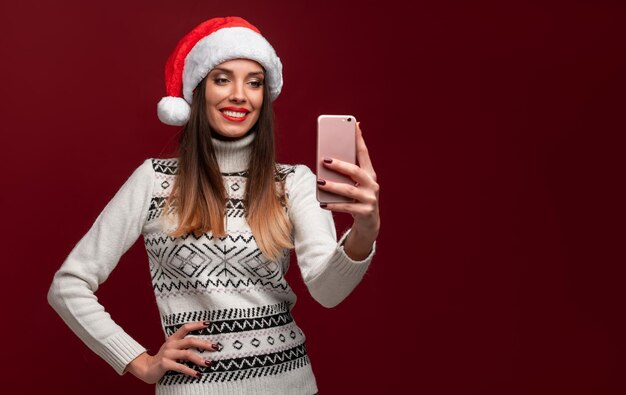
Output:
top-left (229, 82), bottom-right (246, 102)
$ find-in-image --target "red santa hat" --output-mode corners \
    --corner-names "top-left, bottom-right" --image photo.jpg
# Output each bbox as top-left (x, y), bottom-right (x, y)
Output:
top-left (157, 16), bottom-right (283, 126)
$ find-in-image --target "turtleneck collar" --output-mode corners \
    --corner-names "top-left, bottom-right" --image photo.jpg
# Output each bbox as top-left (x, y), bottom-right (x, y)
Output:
top-left (211, 131), bottom-right (255, 173)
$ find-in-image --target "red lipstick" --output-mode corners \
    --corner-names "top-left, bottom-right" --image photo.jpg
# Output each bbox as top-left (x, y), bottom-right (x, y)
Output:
top-left (221, 107), bottom-right (250, 112)
top-left (219, 107), bottom-right (250, 122)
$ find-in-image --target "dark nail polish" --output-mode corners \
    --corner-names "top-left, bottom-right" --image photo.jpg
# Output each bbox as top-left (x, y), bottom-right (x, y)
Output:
top-left (320, 203), bottom-right (327, 208)
top-left (323, 157), bottom-right (333, 163)
top-left (196, 371), bottom-right (202, 378)
top-left (317, 179), bottom-right (326, 186)
top-left (205, 359), bottom-right (212, 366)
top-left (203, 321), bottom-right (210, 326)
top-left (213, 343), bottom-right (223, 352)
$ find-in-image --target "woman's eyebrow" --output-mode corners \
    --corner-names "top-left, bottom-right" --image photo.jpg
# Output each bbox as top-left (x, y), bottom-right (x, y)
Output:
top-left (212, 67), bottom-right (265, 76)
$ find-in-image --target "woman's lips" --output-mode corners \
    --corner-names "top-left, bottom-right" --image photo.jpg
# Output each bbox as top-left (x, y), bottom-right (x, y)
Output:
top-left (220, 110), bottom-right (249, 122)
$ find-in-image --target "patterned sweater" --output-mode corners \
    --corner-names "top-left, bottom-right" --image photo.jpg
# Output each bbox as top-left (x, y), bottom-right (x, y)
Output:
top-left (48, 132), bottom-right (376, 395)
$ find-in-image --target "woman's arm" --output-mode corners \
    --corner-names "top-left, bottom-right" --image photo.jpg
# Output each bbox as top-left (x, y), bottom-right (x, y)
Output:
top-left (47, 159), bottom-right (154, 375)
top-left (287, 162), bottom-right (377, 308)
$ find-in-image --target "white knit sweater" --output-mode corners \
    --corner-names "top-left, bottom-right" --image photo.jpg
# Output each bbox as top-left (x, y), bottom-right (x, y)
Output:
top-left (48, 132), bottom-right (375, 395)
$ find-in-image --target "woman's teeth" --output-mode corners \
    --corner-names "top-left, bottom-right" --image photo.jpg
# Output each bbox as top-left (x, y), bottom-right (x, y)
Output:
top-left (223, 110), bottom-right (247, 118)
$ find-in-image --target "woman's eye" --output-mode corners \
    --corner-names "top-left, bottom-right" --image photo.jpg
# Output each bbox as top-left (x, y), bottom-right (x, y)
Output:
top-left (249, 80), bottom-right (263, 88)
top-left (214, 77), bottom-right (229, 84)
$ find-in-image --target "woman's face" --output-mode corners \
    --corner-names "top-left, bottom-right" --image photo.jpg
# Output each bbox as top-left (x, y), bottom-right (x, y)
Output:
top-left (204, 58), bottom-right (265, 140)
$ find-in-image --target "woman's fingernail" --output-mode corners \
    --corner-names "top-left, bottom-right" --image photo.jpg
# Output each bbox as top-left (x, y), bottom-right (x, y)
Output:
top-left (203, 321), bottom-right (210, 326)
top-left (320, 203), bottom-right (327, 208)
top-left (196, 371), bottom-right (203, 378)
top-left (212, 343), bottom-right (223, 352)
top-left (317, 179), bottom-right (326, 185)
top-left (205, 359), bottom-right (212, 366)
top-left (323, 157), bottom-right (333, 164)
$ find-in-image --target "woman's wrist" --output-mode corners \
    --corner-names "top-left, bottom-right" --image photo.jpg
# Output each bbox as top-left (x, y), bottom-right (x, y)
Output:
top-left (342, 226), bottom-right (377, 261)
top-left (125, 352), bottom-right (149, 377)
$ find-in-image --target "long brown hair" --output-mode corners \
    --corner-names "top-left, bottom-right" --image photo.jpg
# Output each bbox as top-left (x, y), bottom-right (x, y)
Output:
top-left (160, 76), bottom-right (293, 261)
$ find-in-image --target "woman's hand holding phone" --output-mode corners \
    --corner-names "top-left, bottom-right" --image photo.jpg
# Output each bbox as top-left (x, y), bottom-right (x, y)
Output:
top-left (316, 121), bottom-right (380, 260)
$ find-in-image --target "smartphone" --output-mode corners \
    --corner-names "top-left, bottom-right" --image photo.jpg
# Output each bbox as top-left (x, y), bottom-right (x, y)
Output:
top-left (316, 114), bottom-right (357, 204)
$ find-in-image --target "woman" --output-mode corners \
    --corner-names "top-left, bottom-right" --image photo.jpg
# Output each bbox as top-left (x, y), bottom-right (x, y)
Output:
top-left (48, 16), bottom-right (379, 394)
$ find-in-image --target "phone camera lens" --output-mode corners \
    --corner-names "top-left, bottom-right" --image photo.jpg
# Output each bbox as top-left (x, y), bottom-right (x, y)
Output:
top-left (347, 117), bottom-right (352, 122)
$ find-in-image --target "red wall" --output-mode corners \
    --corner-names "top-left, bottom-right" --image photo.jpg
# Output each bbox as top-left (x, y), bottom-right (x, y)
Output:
top-left (5, 0), bottom-right (626, 393)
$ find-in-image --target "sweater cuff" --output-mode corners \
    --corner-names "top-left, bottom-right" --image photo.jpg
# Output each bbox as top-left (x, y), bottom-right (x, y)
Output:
top-left (99, 331), bottom-right (147, 375)
top-left (331, 228), bottom-right (376, 277)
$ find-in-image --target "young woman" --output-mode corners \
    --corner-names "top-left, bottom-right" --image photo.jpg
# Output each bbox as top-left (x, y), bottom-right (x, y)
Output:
top-left (48, 16), bottom-right (380, 395)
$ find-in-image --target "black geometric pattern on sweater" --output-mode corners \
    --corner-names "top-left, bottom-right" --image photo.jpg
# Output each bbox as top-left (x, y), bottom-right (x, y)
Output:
top-left (147, 196), bottom-right (246, 221)
top-left (146, 231), bottom-right (290, 293)
top-left (159, 343), bottom-right (310, 385)
top-left (144, 232), bottom-right (257, 247)
top-left (222, 165), bottom-right (295, 182)
top-left (226, 198), bottom-right (245, 209)
top-left (149, 196), bottom-right (167, 211)
top-left (222, 169), bottom-right (248, 177)
top-left (150, 157), bottom-right (296, 180)
top-left (152, 158), bottom-right (178, 175)
top-left (162, 301), bottom-right (291, 325)
top-left (146, 217), bottom-right (291, 292)
top-left (152, 276), bottom-right (289, 293)
top-left (147, 197), bottom-right (167, 222)
top-left (167, 312), bottom-right (293, 337)
top-left (163, 310), bottom-right (293, 337)
top-left (275, 164), bottom-right (296, 182)
top-left (225, 198), bottom-right (245, 218)
top-left (147, 159), bottom-right (296, 220)
top-left (202, 243), bottom-right (284, 281)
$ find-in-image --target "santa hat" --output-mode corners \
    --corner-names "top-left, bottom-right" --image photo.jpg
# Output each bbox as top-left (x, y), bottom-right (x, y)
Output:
top-left (157, 16), bottom-right (283, 126)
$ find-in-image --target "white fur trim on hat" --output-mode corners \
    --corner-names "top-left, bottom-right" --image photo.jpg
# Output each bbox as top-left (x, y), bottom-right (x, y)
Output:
top-left (182, 27), bottom-right (283, 104)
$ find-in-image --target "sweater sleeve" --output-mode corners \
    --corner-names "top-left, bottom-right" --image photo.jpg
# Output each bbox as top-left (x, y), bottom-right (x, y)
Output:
top-left (47, 158), bottom-right (155, 375)
top-left (287, 164), bottom-right (376, 308)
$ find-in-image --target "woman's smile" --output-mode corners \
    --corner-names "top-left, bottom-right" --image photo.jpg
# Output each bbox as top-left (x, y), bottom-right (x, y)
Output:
top-left (220, 106), bottom-right (251, 122)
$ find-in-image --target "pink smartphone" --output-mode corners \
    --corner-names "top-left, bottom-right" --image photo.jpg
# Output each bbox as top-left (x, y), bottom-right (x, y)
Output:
top-left (316, 114), bottom-right (357, 204)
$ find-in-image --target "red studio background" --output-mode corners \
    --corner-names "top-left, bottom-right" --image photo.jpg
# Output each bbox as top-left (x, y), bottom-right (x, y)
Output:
top-left (3, 0), bottom-right (626, 393)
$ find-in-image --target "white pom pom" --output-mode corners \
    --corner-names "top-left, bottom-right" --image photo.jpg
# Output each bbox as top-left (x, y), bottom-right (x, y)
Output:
top-left (157, 96), bottom-right (191, 126)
